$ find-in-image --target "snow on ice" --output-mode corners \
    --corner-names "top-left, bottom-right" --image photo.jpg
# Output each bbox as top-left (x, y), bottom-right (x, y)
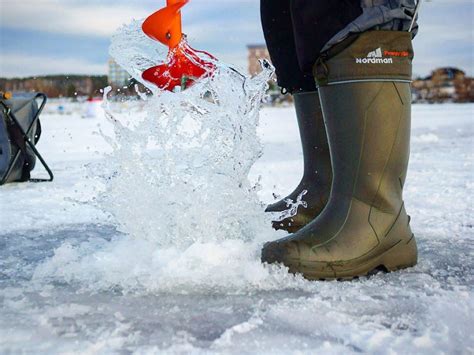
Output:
top-left (0, 98), bottom-right (472, 353)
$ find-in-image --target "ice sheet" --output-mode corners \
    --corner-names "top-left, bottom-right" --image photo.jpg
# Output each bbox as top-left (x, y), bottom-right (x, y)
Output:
top-left (1, 101), bottom-right (472, 353)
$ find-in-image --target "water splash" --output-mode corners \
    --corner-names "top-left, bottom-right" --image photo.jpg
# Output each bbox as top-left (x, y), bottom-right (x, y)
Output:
top-left (33, 20), bottom-right (302, 293)
top-left (97, 25), bottom-right (274, 247)
top-left (274, 190), bottom-right (308, 222)
top-left (95, 64), bottom-right (272, 248)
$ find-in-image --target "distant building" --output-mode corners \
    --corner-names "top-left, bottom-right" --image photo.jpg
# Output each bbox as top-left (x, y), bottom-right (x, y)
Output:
top-left (412, 67), bottom-right (474, 103)
top-left (108, 59), bottom-right (130, 87)
top-left (247, 44), bottom-right (271, 76)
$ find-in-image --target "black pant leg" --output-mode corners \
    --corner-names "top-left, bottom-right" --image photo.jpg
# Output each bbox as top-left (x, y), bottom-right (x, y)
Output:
top-left (260, 0), bottom-right (315, 92)
top-left (290, 0), bottom-right (362, 73)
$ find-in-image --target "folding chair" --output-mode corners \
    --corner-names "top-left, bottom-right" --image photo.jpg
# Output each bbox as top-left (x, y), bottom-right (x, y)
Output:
top-left (0, 92), bottom-right (54, 185)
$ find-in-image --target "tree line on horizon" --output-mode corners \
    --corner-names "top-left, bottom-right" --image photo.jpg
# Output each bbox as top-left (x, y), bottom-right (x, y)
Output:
top-left (0, 75), bottom-right (109, 98)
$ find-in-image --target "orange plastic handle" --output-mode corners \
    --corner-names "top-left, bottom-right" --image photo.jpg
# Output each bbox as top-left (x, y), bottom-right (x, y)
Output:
top-left (142, 0), bottom-right (189, 48)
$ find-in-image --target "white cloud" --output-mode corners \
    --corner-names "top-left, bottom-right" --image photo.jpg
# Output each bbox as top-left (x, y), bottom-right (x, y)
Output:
top-left (0, 53), bottom-right (106, 77)
top-left (0, 0), bottom-right (149, 37)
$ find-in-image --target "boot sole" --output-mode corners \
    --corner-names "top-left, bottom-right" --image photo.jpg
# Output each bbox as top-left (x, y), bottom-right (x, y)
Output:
top-left (285, 234), bottom-right (418, 281)
top-left (273, 224), bottom-right (304, 234)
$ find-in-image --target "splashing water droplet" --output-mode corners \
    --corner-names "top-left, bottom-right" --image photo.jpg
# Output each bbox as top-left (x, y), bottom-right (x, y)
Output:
top-left (275, 190), bottom-right (308, 222)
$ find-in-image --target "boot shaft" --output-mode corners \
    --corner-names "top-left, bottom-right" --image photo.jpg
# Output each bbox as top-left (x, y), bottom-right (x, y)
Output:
top-left (293, 91), bottom-right (331, 186)
top-left (316, 30), bottom-right (414, 214)
top-left (319, 81), bottom-right (411, 214)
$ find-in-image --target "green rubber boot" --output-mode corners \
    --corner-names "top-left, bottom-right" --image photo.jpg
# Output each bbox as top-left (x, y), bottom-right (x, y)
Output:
top-left (265, 91), bottom-right (332, 233)
top-left (261, 31), bottom-right (418, 280)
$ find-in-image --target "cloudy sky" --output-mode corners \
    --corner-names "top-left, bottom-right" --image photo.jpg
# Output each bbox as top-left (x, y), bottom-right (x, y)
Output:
top-left (0, 0), bottom-right (472, 78)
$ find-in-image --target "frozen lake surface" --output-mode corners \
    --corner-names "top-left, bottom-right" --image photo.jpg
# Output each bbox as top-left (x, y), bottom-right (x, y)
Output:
top-left (1, 102), bottom-right (473, 353)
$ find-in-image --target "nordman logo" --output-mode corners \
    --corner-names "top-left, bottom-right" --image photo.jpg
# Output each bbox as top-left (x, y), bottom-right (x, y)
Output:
top-left (355, 47), bottom-right (393, 64)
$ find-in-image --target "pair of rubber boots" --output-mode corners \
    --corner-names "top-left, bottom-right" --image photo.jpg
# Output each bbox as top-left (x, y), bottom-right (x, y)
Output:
top-left (263, 31), bottom-right (418, 280)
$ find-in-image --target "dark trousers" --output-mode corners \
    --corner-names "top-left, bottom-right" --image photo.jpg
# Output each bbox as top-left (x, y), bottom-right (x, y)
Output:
top-left (261, 0), bottom-right (361, 92)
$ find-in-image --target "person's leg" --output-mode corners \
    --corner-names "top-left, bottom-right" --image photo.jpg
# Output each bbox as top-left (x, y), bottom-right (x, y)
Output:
top-left (260, 0), bottom-right (315, 92)
top-left (261, 0), bottom-right (331, 232)
top-left (290, 0), bottom-right (362, 73)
